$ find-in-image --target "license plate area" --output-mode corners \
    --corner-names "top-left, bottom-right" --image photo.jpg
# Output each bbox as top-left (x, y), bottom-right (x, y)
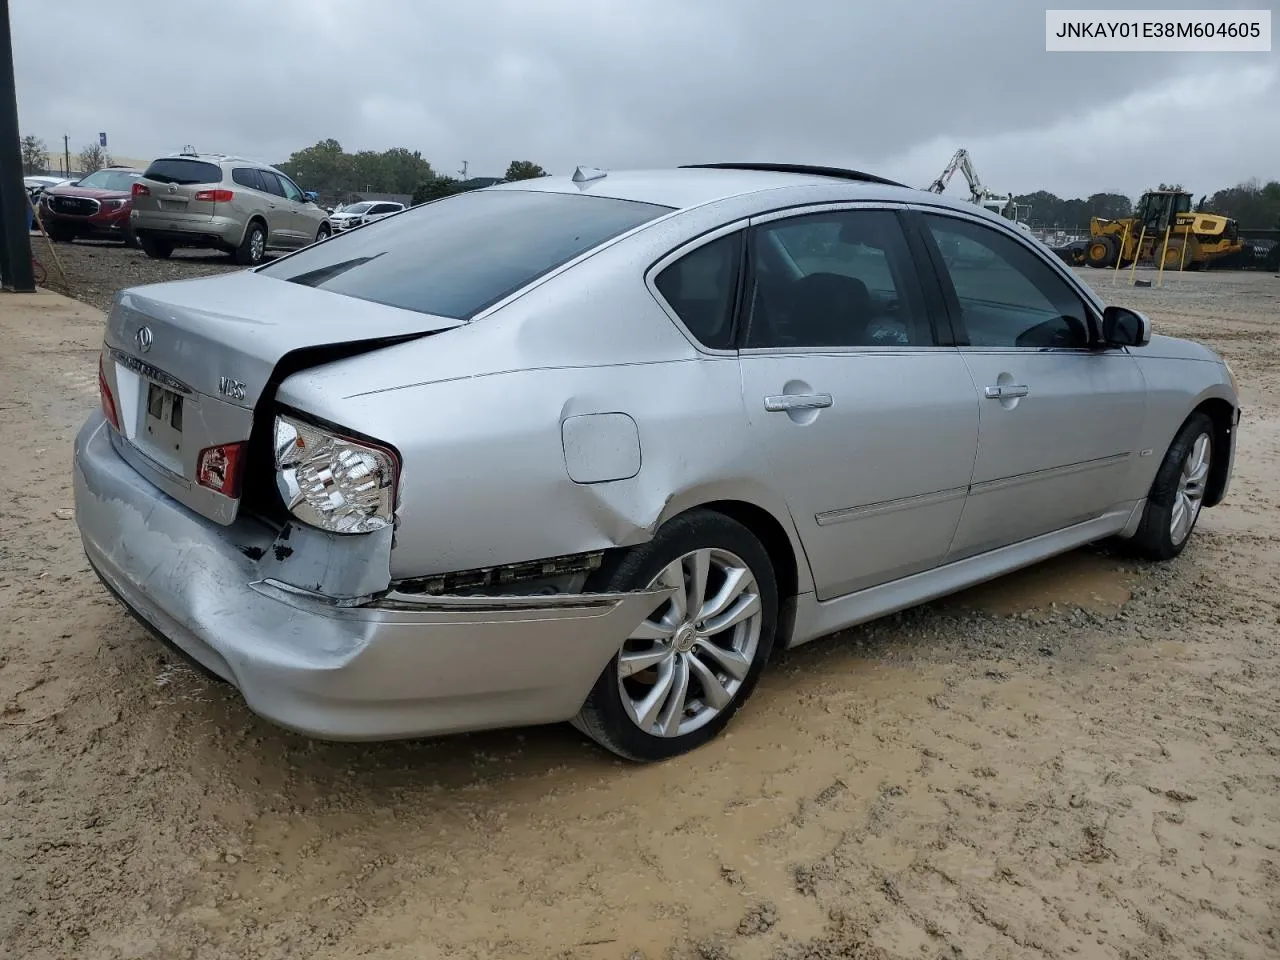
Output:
top-left (158, 199), bottom-right (187, 211)
top-left (144, 382), bottom-right (184, 453)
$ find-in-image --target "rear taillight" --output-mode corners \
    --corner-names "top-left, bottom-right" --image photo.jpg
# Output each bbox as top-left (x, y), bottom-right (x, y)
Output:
top-left (194, 189), bottom-right (234, 203)
top-left (98, 354), bottom-right (120, 430)
top-left (197, 443), bottom-right (246, 498)
top-left (273, 414), bottom-right (399, 534)
top-left (131, 183), bottom-right (150, 197)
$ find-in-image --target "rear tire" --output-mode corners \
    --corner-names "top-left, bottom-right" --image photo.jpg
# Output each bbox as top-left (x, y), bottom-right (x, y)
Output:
top-left (1085, 235), bottom-right (1119, 268)
top-left (572, 509), bottom-right (778, 763)
top-left (139, 236), bottom-right (173, 259)
top-left (234, 221), bottom-right (267, 266)
top-left (123, 225), bottom-right (141, 249)
top-left (1127, 412), bottom-right (1215, 562)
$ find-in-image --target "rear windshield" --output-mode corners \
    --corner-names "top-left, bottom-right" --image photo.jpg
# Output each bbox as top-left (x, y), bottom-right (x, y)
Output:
top-left (258, 189), bottom-right (672, 319)
top-left (77, 169), bottom-right (141, 191)
top-left (143, 158), bottom-right (224, 185)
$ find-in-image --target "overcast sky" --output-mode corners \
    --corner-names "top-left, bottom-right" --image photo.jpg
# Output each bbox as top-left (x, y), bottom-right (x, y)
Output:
top-left (13, 0), bottom-right (1279, 199)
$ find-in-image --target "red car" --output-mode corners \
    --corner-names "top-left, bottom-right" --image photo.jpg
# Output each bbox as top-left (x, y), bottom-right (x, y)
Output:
top-left (39, 167), bottom-right (144, 246)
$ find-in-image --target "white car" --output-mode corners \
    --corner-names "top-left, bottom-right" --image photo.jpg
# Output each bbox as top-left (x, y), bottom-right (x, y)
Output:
top-left (329, 200), bottom-right (405, 231)
top-left (25, 175), bottom-right (70, 200)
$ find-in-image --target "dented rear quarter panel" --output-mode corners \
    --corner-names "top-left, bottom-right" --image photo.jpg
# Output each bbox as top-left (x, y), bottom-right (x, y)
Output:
top-left (273, 209), bottom-right (815, 588)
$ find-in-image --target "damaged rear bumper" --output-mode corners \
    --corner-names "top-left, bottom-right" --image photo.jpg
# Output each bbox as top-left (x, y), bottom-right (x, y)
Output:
top-left (73, 412), bottom-right (663, 741)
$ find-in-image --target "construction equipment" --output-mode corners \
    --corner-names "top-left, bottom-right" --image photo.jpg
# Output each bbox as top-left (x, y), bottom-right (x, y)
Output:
top-left (1083, 188), bottom-right (1243, 270)
top-left (925, 148), bottom-right (1032, 233)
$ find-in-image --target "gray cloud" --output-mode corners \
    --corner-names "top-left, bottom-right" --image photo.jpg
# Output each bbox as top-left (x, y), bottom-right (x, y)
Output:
top-left (13, 0), bottom-right (1278, 198)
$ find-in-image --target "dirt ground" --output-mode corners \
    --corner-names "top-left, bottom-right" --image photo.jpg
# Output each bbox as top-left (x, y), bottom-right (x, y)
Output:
top-left (1, 259), bottom-right (1278, 960)
top-left (30, 234), bottom-right (257, 315)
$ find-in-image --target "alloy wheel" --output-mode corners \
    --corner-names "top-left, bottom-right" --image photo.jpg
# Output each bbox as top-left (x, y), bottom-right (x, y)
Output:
top-left (617, 548), bottom-right (762, 738)
top-left (1170, 432), bottom-right (1211, 545)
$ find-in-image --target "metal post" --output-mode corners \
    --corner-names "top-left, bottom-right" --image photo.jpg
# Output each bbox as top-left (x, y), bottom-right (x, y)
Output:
top-left (1157, 223), bottom-right (1173, 287)
top-left (0, 0), bottom-right (33, 291)
top-left (1129, 225), bottom-right (1147, 285)
top-left (63, 134), bottom-right (69, 177)
top-left (1112, 222), bottom-right (1130, 285)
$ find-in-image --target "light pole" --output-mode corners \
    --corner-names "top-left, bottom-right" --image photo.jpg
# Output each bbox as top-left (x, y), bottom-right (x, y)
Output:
top-left (0, 0), bottom-right (34, 291)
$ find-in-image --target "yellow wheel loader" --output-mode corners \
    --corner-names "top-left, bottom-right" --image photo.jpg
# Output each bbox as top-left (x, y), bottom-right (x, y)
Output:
top-left (1084, 189), bottom-right (1242, 270)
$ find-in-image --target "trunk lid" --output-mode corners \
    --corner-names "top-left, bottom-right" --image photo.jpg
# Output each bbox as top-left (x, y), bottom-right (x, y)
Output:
top-left (101, 270), bottom-right (462, 524)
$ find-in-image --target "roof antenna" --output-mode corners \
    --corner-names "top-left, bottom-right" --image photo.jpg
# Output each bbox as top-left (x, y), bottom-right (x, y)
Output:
top-left (572, 165), bottom-right (607, 183)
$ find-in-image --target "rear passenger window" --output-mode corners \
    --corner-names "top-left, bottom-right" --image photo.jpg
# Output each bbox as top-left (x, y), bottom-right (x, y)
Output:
top-left (232, 168), bottom-right (263, 191)
top-left (653, 232), bottom-right (742, 350)
top-left (745, 209), bottom-right (932, 349)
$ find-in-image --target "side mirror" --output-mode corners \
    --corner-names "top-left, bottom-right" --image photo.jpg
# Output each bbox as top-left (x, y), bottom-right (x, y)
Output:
top-left (1102, 305), bottom-right (1152, 348)
top-left (303, 191), bottom-right (319, 203)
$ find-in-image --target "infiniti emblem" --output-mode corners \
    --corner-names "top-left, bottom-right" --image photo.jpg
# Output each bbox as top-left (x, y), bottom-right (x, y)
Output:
top-left (135, 326), bottom-right (153, 353)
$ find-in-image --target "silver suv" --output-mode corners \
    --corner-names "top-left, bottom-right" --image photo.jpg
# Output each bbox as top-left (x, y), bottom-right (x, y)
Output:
top-left (130, 153), bottom-right (331, 265)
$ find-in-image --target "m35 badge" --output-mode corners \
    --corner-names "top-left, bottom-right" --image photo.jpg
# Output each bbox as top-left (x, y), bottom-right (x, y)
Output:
top-left (218, 376), bottom-right (247, 401)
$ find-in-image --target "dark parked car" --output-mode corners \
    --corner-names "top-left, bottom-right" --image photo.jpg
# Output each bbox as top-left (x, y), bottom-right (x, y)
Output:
top-left (40, 167), bottom-right (145, 246)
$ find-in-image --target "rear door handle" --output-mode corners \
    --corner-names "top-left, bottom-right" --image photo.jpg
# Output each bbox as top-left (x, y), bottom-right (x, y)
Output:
top-left (984, 384), bottom-right (1029, 399)
top-left (764, 393), bottom-right (833, 412)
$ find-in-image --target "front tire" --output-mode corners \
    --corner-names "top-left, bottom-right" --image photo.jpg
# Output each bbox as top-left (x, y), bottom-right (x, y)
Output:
top-left (1085, 235), bottom-right (1119, 268)
top-left (315, 224), bottom-right (331, 244)
top-left (573, 510), bottom-right (778, 762)
top-left (1129, 412), bottom-right (1214, 561)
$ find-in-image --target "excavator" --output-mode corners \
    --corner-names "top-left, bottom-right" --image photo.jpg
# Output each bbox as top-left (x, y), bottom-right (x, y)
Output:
top-left (1083, 188), bottom-right (1244, 270)
top-left (925, 148), bottom-right (1032, 233)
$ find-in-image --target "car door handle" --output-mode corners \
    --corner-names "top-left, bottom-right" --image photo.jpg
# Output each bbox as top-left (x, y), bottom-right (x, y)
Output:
top-left (984, 384), bottom-right (1029, 399)
top-left (764, 393), bottom-right (833, 412)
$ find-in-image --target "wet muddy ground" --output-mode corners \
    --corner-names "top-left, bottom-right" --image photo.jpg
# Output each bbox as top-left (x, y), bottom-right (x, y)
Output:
top-left (1, 265), bottom-right (1278, 959)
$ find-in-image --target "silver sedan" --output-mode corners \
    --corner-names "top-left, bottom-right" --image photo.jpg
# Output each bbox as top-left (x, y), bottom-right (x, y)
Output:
top-left (75, 162), bottom-right (1239, 761)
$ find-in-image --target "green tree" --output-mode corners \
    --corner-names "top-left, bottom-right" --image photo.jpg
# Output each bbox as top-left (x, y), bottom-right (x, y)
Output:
top-left (504, 160), bottom-right (547, 181)
top-left (381, 147), bottom-right (433, 194)
top-left (1208, 178), bottom-right (1280, 229)
top-left (412, 176), bottom-right (462, 205)
top-left (278, 140), bottom-right (434, 199)
top-left (20, 135), bottom-right (47, 174)
top-left (76, 143), bottom-right (111, 174)
top-left (277, 139), bottom-right (351, 197)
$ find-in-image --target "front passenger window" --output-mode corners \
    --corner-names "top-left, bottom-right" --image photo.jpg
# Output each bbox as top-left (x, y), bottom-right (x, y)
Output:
top-left (923, 214), bottom-right (1090, 349)
top-left (277, 176), bottom-right (304, 202)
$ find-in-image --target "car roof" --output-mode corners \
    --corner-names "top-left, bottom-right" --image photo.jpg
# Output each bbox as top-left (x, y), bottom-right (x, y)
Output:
top-left (489, 163), bottom-right (926, 211)
top-left (159, 153), bottom-right (273, 168)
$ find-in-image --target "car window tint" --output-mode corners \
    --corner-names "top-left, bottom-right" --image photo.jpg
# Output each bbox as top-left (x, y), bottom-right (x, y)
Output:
top-left (922, 214), bottom-right (1090, 349)
top-left (258, 189), bottom-right (672, 320)
top-left (143, 158), bottom-right (223, 185)
top-left (231, 168), bottom-right (264, 191)
top-left (258, 172), bottom-right (286, 198)
top-left (745, 209), bottom-right (932, 349)
top-left (653, 232), bottom-right (742, 350)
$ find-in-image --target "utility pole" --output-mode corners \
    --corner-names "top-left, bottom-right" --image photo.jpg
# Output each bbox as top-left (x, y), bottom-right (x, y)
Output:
top-left (63, 134), bottom-right (69, 177)
top-left (458, 160), bottom-right (468, 181)
top-left (0, 0), bottom-right (34, 291)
